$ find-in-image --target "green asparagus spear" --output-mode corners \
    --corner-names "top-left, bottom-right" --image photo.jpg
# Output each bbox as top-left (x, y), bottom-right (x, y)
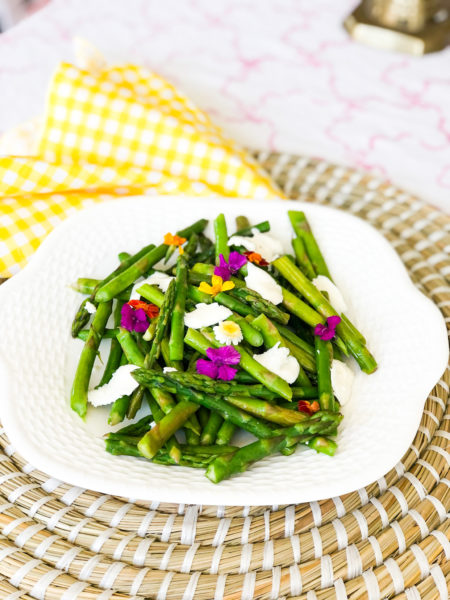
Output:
top-left (314, 337), bottom-right (334, 411)
top-left (127, 385), bottom-right (146, 420)
top-left (168, 258), bottom-right (188, 361)
top-left (78, 328), bottom-right (118, 342)
top-left (292, 236), bottom-right (316, 279)
top-left (308, 436), bottom-right (337, 456)
top-left (200, 412), bottom-right (224, 445)
top-left (224, 395), bottom-right (312, 426)
top-left (214, 213), bottom-right (229, 264)
top-left (132, 369), bottom-right (278, 439)
top-left (235, 215), bottom-right (250, 231)
top-left (148, 279), bottom-right (176, 367)
top-left (226, 314), bottom-right (263, 347)
top-left (206, 436), bottom-right (287, 483)
top-left (288, 211), bottom-right (331, 278)
top-left (97, 298), bottom-right (128, 388)
top-left (274, 256), bottom-right (377, 374)
top-left (215, 420), bottom-right (236, 446)
top-left (229, 287), bottom-right (290, 325)
top-left (138, 399), bottom-right (199, 458)
top-left (70, 300), bottom-right (113, 419)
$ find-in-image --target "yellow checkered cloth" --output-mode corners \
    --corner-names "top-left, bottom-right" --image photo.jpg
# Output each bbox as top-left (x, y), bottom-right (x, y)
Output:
top-left (0, 62), bottom-right (281, 277)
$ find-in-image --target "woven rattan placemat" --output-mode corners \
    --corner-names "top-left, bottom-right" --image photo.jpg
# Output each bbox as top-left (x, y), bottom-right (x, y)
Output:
top-left (0, 152), bottom-right (448, 600)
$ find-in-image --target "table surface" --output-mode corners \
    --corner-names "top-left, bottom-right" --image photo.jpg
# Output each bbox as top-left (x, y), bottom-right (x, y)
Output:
top-left (1, 0), bottom-right (450, 212)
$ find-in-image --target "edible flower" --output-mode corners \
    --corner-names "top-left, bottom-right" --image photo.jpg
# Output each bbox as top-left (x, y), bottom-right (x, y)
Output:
top-left (214, 252), bottom-right (247, 281)
top-left (213, 320), bottom-right (243, 346)
top-left (196, 346), bottom-right (240, 380)
top-left (198, 275), bottom-right (235, 297)
top-left (297, 400), bottom-right (320, 415)
top-left (121, 301), bottom-right (159, 333)
top-left (314, 316), bottom-right (341, 341)
top-left (163, 232), bottom-right (187, 254)
top-left (128, 300), bottom-right (159, 319)
top-left (243, 251), bottom-right (269, 266)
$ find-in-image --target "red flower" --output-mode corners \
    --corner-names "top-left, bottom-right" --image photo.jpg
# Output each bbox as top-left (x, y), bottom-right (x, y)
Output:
top-left (243, 251), bottom-right (269, 266)
top-left (297, 400), bottom-right (320, 415)
top-left (128, 300), bottom-right (159, 319)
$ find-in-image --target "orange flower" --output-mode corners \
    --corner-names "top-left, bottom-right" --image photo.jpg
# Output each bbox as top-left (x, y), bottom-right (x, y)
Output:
top-left (164, 232), bottom-right (186, 254)
top-left (198, 275), bottom-right (235, 297)
top-left (128, 300), bottom-right (159, 319)
top-left (297, 400), bottom-right (320, 416)
top-left (243, 251), bottom-right (269, 266)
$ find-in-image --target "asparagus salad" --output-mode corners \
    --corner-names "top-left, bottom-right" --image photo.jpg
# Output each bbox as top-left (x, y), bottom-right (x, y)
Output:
top-left (70, 211), bottom-right (377, 483)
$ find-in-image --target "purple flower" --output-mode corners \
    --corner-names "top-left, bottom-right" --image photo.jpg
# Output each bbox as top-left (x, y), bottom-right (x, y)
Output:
top-left (213, 252), bottom-right (248, 281)
top-left (196, 345), bottom-right (241, 380)
top-left (314, 316), bottom-right (341, 341)
top-left (121, 303), bottom-right (149, 333)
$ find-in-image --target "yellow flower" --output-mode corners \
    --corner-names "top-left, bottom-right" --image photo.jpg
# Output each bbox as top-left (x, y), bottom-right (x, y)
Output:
top-left (198, 275), bottom-right (235, 297)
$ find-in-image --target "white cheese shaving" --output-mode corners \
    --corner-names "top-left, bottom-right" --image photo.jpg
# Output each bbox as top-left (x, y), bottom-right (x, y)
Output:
top-left (163, 367), bottom-right (178, 373)
top-left (228, 228), bottom-right (283, 262)
top-left (244, 262), bottom-right (283, 305)
top-left (184, 303), bottom-right (232, 329)
top-left (85, 301), bottom-right (97, 314)
top-left (312, 275), bottom-right (348, 314)
top-left (88, 364), bottom-right (138, 407)
top-left (146, 271), bottom-right (174, 293)
top-left (253, 342), bottom-right (299, 384)
top-left (130, 271), bottom-right (174, 300)
top-left (330, 359), bottom-right (354, 406)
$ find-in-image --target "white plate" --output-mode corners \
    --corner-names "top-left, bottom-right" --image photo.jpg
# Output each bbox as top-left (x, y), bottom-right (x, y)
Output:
top-left (0, 196), bottom-right (447, 505)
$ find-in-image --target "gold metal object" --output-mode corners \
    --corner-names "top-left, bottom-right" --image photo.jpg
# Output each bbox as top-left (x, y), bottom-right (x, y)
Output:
top-left (344, 1), bottom-right (450, 54)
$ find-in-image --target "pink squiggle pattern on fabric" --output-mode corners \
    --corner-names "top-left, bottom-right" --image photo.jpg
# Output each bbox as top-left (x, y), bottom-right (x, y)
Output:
top-left (0, 0), bottom-right (449, 211)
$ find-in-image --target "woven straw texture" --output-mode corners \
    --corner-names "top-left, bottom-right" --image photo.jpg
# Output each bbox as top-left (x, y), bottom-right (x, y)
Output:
top-left (0, 151), bottom-right (448, 600)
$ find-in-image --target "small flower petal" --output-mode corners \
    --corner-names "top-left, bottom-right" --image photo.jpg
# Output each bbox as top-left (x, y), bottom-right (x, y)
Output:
top-left (217, 365), bottom-right (237, 381)
top-left (327, 315), bottom-right (341, 328)
top-left (213, 265), bottom-right (231, 281)
top-left (198, 281), bottom-right (213, 295)
top-left (196, 359), bottom-right (218, 379)
top-left (221, 280), bottom-right (235, 292)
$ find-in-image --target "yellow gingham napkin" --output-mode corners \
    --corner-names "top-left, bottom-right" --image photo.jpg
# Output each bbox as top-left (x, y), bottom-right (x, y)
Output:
top-left (0, 52), bottom-right (281, 277)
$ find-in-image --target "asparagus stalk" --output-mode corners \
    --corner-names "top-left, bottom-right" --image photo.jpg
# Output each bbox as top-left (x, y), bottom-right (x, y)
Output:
top-left (127, 386), bottom-right (146, 419)
top-left (169, 257), bottom-right (188, 361)
top-left (136, 283), bottom-right (165, 307)
top-left (288, 211), bottom-right (331, 278)
top-left (97, 298), bottom-right (128, 388)
top-left (235, 215), bottom-right (250, 231)
top-left (200, 412), bottom-right (224, 445)
top-left (132, 369), bottom-right (279, 439)
top-left (224, 395), bottom-right (313, 426)
top-left (215, 420), bottom-right (236, 446)
top-left (274, 256), bottom-right (377, 374)
top-left (214, 213), bottom-right (229, 263)
top-left (160, 337), bottom-right (183, 371)
top-left (275, 323), bottom-right (314, 357)
top-left (137, 399), bottom-right (199, 458)
top-left (229, 287), bottom-right (290, 325)
top-left (148, 278), bottom-right (176, 367)
top-left (78, 328), bottom-right (118, 342)
top-left (70, 300), bottom-right (113, 419)
top-left (308, 436), bottom-right (337, 456)
top-left (206, 436), bottom-right (287, 483)
top-left (116, 328), bottom-right (145, 367)
top-left (226, 313), bottom-right (263, 347)
top-left (108, 394), bottom-right (131, 426)
top-left (291, 236), bottom-right (316, 279)
top-left (315, 337), bottom-right (334, 411)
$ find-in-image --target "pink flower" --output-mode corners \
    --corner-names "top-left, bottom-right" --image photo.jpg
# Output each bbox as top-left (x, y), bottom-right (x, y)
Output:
top-left (196, 346), bottom-right (241, 380)
top-left (120, 303), bottom-right (149, 333)
top-left (314, 316), bottom-right (341, 341)
top-left (213, 252), bottom-right (248, 281)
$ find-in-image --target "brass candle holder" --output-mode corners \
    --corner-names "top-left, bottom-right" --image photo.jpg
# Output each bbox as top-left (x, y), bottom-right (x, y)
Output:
top-left (344, 0), bottom-right (450, 54)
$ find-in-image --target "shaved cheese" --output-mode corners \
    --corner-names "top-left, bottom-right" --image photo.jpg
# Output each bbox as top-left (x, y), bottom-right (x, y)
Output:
top-left (88, 364), bottom-right (138, 407)
top-left (253, 342), bottom-right (299, 384)
top-left (244, 262), bottom-right (283, 305)
top-left (85, 301), bottom-right (97, 314)
top-left (228, 229), bottom-right (283, 262)
top-left (312, 275), bottom-right (347, 314)
top-left (184, 303), bottom-right (232, 329)
top-left (331, 359), bottom-right (354, 406)
top-left (146, 271), bottom-right (174, 293)
top-left (163, 367), bottom-right (178, 373)
top-left (130, 271), bottom-right (174, 299)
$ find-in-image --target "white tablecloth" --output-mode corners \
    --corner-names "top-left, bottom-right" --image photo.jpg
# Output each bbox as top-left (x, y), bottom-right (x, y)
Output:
top-left (1, 0), bottom-right (449, 211)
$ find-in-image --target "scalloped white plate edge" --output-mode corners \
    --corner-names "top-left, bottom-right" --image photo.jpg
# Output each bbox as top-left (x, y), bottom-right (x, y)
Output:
top-left (0, 195), bottom-right (448, 505)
